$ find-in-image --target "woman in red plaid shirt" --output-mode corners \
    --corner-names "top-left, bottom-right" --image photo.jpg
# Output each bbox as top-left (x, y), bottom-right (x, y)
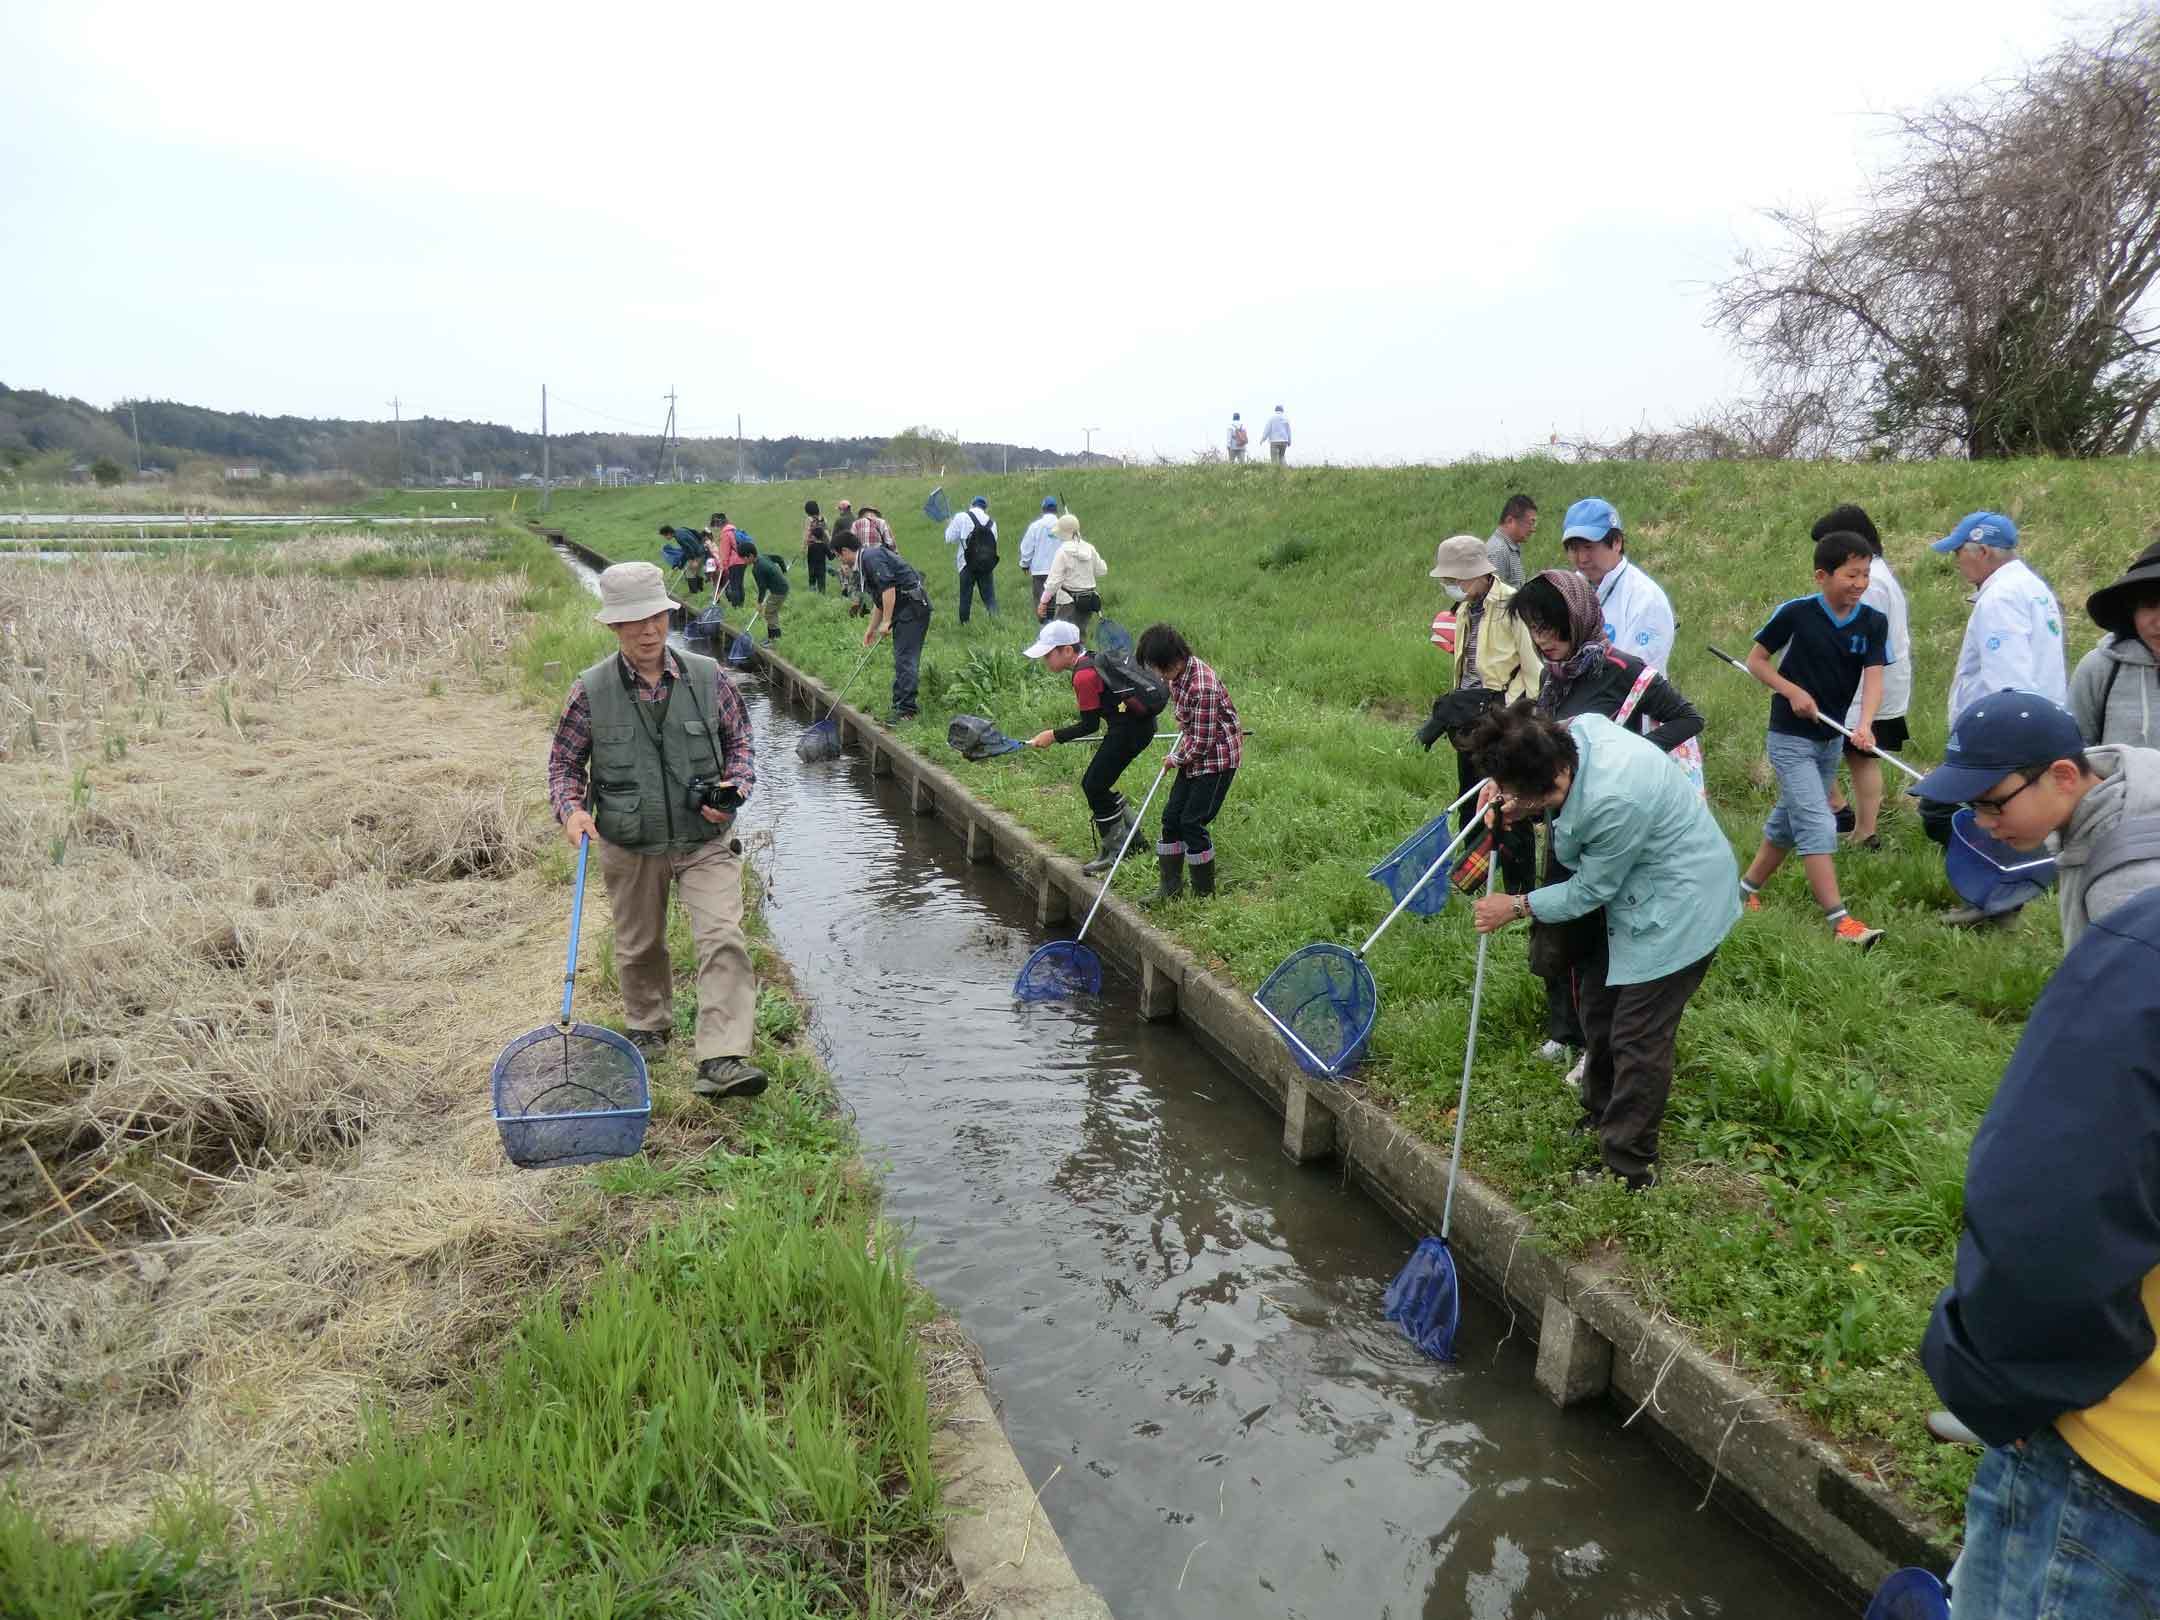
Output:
top-left (1138, 624), bottom-right (1241, 901)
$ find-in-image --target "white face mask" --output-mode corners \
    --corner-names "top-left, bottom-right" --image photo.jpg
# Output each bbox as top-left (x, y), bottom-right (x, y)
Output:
top-left (1442, 583), bottom-right (1467, 602)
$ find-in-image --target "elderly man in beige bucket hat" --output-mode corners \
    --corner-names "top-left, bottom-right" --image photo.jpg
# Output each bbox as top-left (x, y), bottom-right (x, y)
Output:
top-left (1419, 534), bottom-right (1543, 894)
top-left (544, 561), bottom-right (767, 1099)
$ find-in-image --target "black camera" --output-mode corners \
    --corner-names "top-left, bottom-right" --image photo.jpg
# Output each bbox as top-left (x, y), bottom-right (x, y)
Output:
top-left (685, 777), bottom-right (744, 817)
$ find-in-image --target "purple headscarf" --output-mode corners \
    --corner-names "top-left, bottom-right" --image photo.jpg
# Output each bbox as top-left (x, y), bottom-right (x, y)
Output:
top-left (1531, 568), bottom-right (1611, 715)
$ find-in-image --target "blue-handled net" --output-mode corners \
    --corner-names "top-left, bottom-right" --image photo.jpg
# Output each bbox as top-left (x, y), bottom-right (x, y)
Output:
top-left (1947, 808), bottom-right (2057, 915)
top-left (1368, 811), bottom-right (1459, 918)
top-left (1382, 1236), bottom-right (1462, 1361)
top-left (1014, 940), bottom-right (1105, 1001)
top-left (492, 1022), bottom-right (651, 1169)
top-left (728, 625), bottom-right (755, 665)
top-left (1864, 1569), bottom-right (1949, 1620)
top-left (1253, 943), bottom-right (1377, 1078)
top-left (923, 486), bottom-right (950, 524)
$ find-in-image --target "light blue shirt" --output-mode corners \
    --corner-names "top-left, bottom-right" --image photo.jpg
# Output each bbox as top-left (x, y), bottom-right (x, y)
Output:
top-left (1528, 714), bottom-right (1740, 985)
top-left (1018, 513), bottom-right (1060, 573)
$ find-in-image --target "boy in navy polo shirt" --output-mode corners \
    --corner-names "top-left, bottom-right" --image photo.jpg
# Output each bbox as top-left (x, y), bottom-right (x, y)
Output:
top-left (1737, 530), bottom-right (1892, 947)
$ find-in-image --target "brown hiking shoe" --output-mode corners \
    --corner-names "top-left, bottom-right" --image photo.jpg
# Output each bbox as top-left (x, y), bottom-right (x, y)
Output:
top-left (692, 1057), bottom-right (769, 1099)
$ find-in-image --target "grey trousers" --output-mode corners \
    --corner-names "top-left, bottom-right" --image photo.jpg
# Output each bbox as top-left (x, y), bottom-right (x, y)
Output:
top-left (1574, 932), bottom-right (1717, 1179)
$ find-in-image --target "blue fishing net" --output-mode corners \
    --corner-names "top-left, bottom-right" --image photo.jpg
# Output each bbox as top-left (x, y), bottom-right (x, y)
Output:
top-left (1382, 1235), bottom-right (1462, 1361)
top-left (1095, 619), bottom-right (1134, 658)
top-left (1253, 943), bottom-right (1376, 1078)
top-left (1015, 940), bottom-right (1103, 1002)
top-left (1368, 812), bottom-right (1458, 918)
top-left (923, 486), bottom-right (951, 524)
top-left (1947, 808), bottom-right (2056, 914)
top-left (491, 1023), bottom-right (650, 1169)
top-left (728, 626), bottom-right (755, 665)
top-left (1864, 1569), bottom-right (1949, 1620)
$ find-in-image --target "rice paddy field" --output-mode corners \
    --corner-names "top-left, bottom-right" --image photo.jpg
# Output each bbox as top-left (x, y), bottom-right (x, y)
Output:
top-left (535, 454), bottom-right (2160, 1533)
top-left (0, 538), bottom-right (967, 1618)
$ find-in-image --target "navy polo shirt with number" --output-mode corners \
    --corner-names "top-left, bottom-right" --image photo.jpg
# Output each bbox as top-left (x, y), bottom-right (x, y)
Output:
top-left (1754, 594), bottom-right (1892, 742)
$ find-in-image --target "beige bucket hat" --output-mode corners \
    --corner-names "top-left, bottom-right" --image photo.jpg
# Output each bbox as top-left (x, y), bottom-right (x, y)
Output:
top-left (593, 561), bottom-right (675, 624)
top-left (1428, 534), bottom-right (1495, 581)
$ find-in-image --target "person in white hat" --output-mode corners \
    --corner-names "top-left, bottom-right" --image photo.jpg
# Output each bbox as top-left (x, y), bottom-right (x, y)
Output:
top-left (545, 562), bottom-right (766, 1101)
top-left (1420, 534), bottom-right (1542, 893)
top-left (1023, 617), bottom-right (1160, 874)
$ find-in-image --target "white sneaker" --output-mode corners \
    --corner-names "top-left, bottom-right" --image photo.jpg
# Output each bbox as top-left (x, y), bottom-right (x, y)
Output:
top-left (1564, 1053), bottom-right (1587, 1093)
top-left (1536, 1039), bottom-right (1569, 1063)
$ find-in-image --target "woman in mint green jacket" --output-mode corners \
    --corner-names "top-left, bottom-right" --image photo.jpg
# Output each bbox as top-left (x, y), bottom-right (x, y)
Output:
top-left (1466, 704), bottom-right (1740, 1191)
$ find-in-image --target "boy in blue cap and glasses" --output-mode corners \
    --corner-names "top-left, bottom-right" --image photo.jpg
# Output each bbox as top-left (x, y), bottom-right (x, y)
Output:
top-left (1910, 689), bottom-right (2160, 951)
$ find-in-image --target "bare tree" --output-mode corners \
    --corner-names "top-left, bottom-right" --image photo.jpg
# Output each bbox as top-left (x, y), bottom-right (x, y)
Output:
top-left (1711, 8), bottom-right (2160, 459)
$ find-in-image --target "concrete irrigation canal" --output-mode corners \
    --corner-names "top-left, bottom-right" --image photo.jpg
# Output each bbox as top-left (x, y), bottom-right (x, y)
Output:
top-left (736, 676), bottom-right (1848, 1619)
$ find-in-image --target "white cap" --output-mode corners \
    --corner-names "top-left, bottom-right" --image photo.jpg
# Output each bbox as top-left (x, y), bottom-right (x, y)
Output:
top-left (1023, 619), bottom-right (1083, 660)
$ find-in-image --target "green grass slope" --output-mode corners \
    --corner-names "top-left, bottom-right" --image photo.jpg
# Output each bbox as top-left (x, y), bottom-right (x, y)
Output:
top-left (535, 458), bottom-right (2159, 1532)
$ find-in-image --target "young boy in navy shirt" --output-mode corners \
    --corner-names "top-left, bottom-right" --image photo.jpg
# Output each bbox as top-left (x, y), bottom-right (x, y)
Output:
top-left (1737, 530), bottom-right (1892, 947)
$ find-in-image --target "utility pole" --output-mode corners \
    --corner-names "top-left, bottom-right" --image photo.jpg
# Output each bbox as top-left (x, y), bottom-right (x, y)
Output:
top-left (126, 400), bottom-right (142, 474)
top-left (735, 413), bottom-right (745, 483)
top-left (387, 395), bottom-right (403, 486)
top-left (540, 385), bottom-right (550, 512)
top-left (659, 386), bottom-right (679, 483)
top-left (1083, 426), bottom-right (1101, 457)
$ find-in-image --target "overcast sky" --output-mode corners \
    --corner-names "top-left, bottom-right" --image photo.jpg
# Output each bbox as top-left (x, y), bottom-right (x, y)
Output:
top-left (0, 1), bottom-right (2087, 464)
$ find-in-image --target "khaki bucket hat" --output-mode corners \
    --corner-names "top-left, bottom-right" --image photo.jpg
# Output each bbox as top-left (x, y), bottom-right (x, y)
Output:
top-left (1428, 534), bottom-right (1495, 581)
top-left (593, 561), bottom-right (675, 625)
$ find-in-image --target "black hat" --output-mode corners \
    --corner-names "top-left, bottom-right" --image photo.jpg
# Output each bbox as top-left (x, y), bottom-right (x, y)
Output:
top-left (2086, 540), bottom-right (2160, 638)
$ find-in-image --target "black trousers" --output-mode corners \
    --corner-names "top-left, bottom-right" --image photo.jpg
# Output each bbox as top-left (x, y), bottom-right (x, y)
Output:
top-left (723, 563), bottom-right (747, 606)
top-left (1575, 931), bottom-right (1717, 1179)
top-left (1160, 768), bottom-right (1235, 860)
top-left (889, 602), bottom-right (929, 717)
top-left (1082, 716), bottom-right (1154, 821)
top-left (806, 545), bottom-right (829, 593)
top-left (1455, 746), bottom-right (1535, 892)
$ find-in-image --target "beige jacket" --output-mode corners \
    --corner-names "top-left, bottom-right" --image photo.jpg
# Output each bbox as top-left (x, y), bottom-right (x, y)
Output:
top-left (1454, 578), bottom-right (1543, 704)
top-left (1041, 539), bottom-right (1108, 607)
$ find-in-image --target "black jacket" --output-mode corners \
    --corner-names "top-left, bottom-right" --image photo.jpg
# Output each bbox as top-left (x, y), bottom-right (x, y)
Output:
top-left (1543, 650), bottom-right (1703, 755)
top-left (1922, 887), bottom-right (2160, 1446)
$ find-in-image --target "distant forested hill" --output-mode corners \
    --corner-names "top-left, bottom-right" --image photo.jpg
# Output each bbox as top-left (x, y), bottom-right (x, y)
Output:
top-left (0, 384), bottom-right (1098, 483)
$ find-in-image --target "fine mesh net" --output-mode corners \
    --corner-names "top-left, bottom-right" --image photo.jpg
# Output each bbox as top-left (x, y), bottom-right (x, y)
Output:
top-left (728, 626), bottom-right (755, 665)
top-left (949, 715), bottom-right (1024, 760)
top-left (1368, 811), bottom-right (1459, 918)
top-left (1381, 1235), bottom-right (1461, 1362)
top-left (492, 1022), bottom-right (651, 1169)
top-left (1253, 943), bottom-right (1377, 1078)
top-left (1014, 940), bottom-right (1104, 1002)
top-left (1864, 1569), bottom-right (1949, 1620)
top-left (1095, 619), bottom-right (1134, 658)
top-left (797, 718), bottom-right (843, 763)
top-left (1947, 808), bottom-right (2057, 914)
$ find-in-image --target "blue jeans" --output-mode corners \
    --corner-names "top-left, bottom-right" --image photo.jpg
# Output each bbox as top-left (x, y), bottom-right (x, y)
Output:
top-left (958, 562), bottom-right (997, 622)
top-left (1763, 729), bottom-right (1843, 856)
top-left (1952, 1428), bottom-right (2160, 1618)
top-left (889, 603), bottom-right (929, 717)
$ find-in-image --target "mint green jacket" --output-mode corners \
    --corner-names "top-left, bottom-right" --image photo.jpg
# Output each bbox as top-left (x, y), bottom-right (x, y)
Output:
top-left (1528, 714), bottom-right (1740, 985)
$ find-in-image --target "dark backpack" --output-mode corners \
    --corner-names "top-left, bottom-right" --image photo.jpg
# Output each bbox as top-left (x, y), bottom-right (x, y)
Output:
top-left (964, 512), bottom-right (998, 570)
top-left (1085, 650), bottom-right (1170, 718)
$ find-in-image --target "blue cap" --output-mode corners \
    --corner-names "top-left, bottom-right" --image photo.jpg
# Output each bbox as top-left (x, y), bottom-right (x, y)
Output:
top-left (1561, 497), bottom-right (1621, 544)
top-left (1041, 496), bottom-right (1058, 511)
top-left (969, 495), bottom-right (988, 509)
top-left (1931, 511), bottom-right (2019, 553)
top-left (1910, 690), bottom-right (2085, 802)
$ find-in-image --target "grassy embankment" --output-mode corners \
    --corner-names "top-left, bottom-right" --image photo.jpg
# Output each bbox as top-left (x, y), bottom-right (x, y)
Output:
top-left (535, 457), bottom-right (2160, 1532)
top-left (1, 528), bottom-right (964, 1618)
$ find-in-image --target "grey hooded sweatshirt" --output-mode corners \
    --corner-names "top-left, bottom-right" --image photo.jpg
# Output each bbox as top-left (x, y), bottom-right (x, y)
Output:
top-left (2068, 633), bottom-right (2160, 749)
top-left (2055, 743), bottom-right (2160, 949)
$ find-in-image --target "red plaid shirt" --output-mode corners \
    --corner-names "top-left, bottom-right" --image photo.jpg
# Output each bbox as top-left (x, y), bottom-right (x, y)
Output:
top-left (546, 649), bottom-right (755, 824)
top-left (1165, 656), bottom-right (1241, 774)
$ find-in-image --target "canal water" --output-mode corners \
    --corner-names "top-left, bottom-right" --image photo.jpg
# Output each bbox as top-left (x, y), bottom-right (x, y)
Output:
top-left (734, 677), bottom-right (1846, 1620)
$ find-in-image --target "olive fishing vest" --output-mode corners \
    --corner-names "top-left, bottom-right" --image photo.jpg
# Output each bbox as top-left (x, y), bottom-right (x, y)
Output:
top-left (581, 651), bottom-right (730, 853)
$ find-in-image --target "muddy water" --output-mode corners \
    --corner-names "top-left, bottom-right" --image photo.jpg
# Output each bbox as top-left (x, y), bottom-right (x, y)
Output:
top-left (735, 682), bottom-right (1844, 1620)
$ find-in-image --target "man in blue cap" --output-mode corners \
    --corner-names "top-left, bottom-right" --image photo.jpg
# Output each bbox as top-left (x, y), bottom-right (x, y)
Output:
top-left (1928, 514), bottom-right (2069, 920)
top-left (1561, 497), bottom-right (1675, 675)
top-left (1910, 688), bottom-right (2160, 951)
top-left (944, 495), bottom-right (1000, 624)
top-left (1018, 496), bottom-right (1062, 617)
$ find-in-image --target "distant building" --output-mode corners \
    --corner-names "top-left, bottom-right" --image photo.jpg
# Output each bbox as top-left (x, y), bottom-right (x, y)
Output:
top-left (224, 465), bottom-right (263, 481)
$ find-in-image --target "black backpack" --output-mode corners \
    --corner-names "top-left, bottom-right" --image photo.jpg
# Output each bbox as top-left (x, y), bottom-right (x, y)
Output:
top-left (1085, 650), bottom-right (1170, 717)
top-left (964, 511), bottom-right (998, 570)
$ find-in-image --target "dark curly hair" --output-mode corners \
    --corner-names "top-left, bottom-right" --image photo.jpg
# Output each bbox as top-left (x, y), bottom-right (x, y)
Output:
top-left (1136, 623), bottom-right (1192, 671)
top-left (1811, 503), bottom-right (1881, 555)
top-left (1462, 699), bottom-right (1579, 799)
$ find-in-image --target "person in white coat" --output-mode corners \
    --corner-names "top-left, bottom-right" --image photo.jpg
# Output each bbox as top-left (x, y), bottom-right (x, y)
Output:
top-left (944, 495), bottom-right (1000, 624)
top-left (1263, 406), bottom-right (1291, 466)
top-left (1927, 509), bottom-right (2069, 924)
top-left (1562, 496), bottom-right (1700, 793)
top-left (1017, 497), bottom-right (1062, 608)
top-left (1227, 413), bottom-right (1249, 463)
